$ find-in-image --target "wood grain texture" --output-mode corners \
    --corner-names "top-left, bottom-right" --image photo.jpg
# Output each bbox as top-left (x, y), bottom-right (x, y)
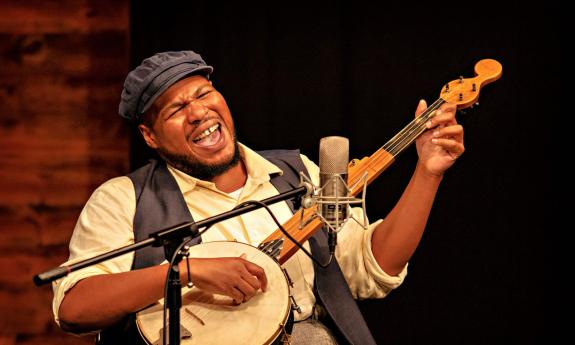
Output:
top-left (0, 1), bottom-right (129, 343)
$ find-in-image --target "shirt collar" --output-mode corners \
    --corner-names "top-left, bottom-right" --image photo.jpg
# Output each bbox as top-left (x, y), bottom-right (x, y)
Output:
top-left (167, 143), bottom-right (283, 195)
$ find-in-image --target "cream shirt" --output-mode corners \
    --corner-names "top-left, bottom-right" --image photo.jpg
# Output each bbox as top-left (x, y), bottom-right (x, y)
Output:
top-left (52, 144), bottom-right (407, 325)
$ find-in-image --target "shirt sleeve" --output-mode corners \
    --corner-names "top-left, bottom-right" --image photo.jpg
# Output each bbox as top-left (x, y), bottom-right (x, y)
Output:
top-left (299, 154), bottom-right (408, 299)
top-left (51, 176), bottom-right (136, 325)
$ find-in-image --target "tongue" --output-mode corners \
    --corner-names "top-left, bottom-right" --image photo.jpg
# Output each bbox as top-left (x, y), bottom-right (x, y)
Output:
top-left (194, 128), bottom-right (221, 147)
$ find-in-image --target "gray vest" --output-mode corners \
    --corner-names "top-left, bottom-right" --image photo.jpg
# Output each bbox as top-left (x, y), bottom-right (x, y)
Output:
top-left (128, 150), bottom-right (376, 345)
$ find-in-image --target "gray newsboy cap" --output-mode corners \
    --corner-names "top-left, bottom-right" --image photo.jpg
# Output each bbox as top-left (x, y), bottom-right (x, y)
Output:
top-left (119, 50), bottom-right (213, 122)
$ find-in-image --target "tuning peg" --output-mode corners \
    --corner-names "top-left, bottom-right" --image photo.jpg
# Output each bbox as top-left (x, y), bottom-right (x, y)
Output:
top-left (459, 76), bottom-right (464, 83)
top-left (475, 102), bottom-right (479, 107)
top-left (459, 108), bottom-right (467, 115)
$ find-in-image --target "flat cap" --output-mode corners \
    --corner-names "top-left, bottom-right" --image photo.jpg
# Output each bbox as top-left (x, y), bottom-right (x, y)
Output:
top-left (119, 50), bottom-right (213, 122)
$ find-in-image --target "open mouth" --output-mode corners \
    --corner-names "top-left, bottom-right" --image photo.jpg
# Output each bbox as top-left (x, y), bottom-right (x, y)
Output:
top-left (192, 123), bottom-right (222, 147)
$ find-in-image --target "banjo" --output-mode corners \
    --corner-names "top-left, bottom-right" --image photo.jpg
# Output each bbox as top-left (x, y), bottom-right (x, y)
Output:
top-left (136, 59), bottom-right (503, 345)
top-left (136, 241), bottom-right (292, 345)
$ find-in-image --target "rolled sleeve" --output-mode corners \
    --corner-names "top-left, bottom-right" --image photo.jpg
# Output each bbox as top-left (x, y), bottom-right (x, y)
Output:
top-left (51, 177), bottom-right (136, 325)
top-left (335, 210), bottom-right (407, 300)
top-left (361, 218), bottom-right (407, 294)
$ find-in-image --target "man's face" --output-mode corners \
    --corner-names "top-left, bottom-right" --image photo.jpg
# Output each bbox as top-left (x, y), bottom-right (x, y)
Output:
top-left (139, 75), bottom-right (239, 179)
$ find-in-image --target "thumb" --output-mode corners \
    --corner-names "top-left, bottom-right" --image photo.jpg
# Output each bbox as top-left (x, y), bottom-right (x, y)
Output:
top-left (415, 99), bottom-right (427, 118)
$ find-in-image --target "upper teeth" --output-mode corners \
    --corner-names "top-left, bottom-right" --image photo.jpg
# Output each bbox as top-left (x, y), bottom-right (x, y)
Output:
top-left (194, 124), bottom-right (219, 141)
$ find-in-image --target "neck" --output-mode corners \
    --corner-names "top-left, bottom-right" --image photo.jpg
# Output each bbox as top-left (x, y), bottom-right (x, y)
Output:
top-left (211, 159), bottom-right (247, 193)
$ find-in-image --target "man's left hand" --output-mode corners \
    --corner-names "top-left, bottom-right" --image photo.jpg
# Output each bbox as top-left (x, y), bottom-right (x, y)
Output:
top-left (414, 99), bottom-right (465, 177)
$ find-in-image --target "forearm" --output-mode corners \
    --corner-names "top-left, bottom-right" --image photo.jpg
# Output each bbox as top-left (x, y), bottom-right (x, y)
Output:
top-left (371, 162), bottom-right (443, 275)
top-left (58, 263), bottom-right (185, 333)
top-left (57, 254), bottom-right (267, 333)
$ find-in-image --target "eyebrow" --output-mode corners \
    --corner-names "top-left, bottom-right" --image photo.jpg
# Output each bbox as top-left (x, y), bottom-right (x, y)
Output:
top-left (159, 82), bottom-right (212, 116)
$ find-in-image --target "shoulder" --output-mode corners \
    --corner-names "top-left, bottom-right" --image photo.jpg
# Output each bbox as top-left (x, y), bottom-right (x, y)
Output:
top-left (256, 148), bottom-right (319, 183)
top-left (257, 149), bottom-right (302, 160)
top-left (298, 153), bottom-right (318, 171)
top-left (86, 176), bottom-right (135, 205)
top-left (299, 153), bottom-right (319, 185)
top-left (97, 175), bottom-right (134, 192)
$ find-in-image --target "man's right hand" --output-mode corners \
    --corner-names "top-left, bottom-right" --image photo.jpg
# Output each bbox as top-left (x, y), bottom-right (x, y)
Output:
top-left (184, 255), bottom-right (268, 304)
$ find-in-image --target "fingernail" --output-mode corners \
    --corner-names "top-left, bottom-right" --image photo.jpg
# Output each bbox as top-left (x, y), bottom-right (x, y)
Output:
top-left (436, 110), bottom-right (442, 116)
top-left (426, 121), bottom-right (432, 128)
top-left (433, 131), bottom-right (440, 137)
top-left (432, 138), bottom-right (438, 144)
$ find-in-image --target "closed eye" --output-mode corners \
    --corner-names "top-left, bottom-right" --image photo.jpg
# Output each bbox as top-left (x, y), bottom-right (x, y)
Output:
top-left (168, 103), bottom-right (188, 117)
top-left (198, 90), bottom-right (212, 98)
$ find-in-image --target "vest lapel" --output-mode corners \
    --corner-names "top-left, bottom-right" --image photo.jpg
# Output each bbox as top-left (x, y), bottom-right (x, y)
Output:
top-left (130, 160), bottom-right (200, 269)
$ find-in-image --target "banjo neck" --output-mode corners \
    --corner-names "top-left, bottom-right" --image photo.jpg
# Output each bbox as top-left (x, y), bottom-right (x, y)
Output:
top-left (262, 59), bottom-right (503, 265)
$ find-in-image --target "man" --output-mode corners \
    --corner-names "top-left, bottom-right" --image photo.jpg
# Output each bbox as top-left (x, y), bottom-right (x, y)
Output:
top-left (52, 51), bottom-right (464, 344)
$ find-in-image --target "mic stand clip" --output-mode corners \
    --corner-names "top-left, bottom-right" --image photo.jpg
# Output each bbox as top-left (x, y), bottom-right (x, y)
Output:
top-left (298, 172), bottom-right (369, 233)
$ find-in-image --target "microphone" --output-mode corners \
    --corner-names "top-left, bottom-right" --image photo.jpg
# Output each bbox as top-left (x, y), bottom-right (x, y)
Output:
top-left (319, 136), bottom-right (350, 255)
top-left (297, 136), bottom-right (367, 258)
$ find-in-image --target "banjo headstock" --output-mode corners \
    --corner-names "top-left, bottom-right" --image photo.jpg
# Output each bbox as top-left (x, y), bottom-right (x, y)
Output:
top-left (440, 59), bottom-right (502, 109)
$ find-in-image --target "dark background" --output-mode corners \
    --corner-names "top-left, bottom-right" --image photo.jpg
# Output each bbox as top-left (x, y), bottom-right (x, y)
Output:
top-left (130, 3), bottom-right (554, 344)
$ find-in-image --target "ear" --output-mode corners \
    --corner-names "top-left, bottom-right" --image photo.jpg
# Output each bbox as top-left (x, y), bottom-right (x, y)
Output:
top-left (138, 124), bottom-right (159, 149)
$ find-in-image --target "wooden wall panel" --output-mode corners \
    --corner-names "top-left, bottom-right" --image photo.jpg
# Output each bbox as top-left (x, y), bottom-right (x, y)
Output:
top-left (0, 1), bottom-right (130, 343)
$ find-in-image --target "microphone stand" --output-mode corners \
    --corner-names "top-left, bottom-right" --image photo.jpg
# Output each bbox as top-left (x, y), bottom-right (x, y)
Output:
top-left (33, 185), bottom-right (309, 345)
top-left (167, 246), bottom-right (186, 345)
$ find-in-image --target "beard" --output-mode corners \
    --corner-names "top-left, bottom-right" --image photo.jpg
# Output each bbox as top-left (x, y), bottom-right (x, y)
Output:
top-left (158, 137), bottom-right (241, 181)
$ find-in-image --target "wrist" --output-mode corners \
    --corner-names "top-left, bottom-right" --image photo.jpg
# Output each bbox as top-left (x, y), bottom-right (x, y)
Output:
top-left (415, 162), bottom-right (444, 183)
top-left (178, 258), bottom-right (193, 286)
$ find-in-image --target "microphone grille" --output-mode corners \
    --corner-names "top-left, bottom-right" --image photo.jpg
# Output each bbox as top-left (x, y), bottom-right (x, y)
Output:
top-left (319, 136), bottom-right (349, 174)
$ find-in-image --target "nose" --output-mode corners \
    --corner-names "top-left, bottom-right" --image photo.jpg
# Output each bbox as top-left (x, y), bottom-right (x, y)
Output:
top-left (185, 100), bottom-right (209, 124)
